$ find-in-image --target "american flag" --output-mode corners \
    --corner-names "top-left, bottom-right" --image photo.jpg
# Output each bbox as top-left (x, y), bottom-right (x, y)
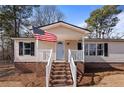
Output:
top-left (32, 26), bottom-right (57, 42)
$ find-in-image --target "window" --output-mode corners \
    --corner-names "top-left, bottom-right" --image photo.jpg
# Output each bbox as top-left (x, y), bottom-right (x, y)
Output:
top-left (77, 42), bottom-right (82, 50)
top-left (97, 44), bottom-right (103, 56)
top-left (89, 44), bottom-right (96, 56)
top-left (19, 42), bottom-right (35, 56)
top-left (85, 43), bottom-right (107, 56)
top-left (85, 44), bottom-right (88, 55)
top-left (24, 43), bottom-right (31, 55)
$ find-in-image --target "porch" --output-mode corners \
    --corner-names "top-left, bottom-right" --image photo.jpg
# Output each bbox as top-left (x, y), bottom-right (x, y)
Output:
top-left (40, 49), bottom-right (84, 62)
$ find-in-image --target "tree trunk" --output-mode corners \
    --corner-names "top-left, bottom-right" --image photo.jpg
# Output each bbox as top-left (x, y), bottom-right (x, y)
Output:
top-left (13, 6), bottom-right (19, 37)
top-left (1, 35), bottom-right (4, 60)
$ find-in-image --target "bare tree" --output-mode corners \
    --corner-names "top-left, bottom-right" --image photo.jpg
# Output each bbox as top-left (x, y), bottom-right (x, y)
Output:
top-left (32, 6), bottom-right (65, 26)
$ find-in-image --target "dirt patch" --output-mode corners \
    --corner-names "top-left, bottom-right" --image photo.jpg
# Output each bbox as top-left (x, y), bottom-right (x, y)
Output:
top-left (1, 63), bottom-right (124, 87)
top-left (95, 74), bottom-right (124, 87)
top-left (0, 81), bottom-right (24, 87)
top-left (77, 71), bottom-right (124, 87)
top-left (0, 63), bottom-right (46, 87)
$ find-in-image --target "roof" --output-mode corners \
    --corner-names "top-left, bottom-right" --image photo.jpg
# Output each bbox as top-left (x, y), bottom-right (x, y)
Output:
top-left (12, 37), bottom-right (124, 42)
top-left (31, 21), bottom-right (90, 34)
top-left (85, 39), bottom-right (124, 42)
top-left (37, 21), bottom-right (89, 31)
top-left (11, 37), bottom-right (35, 40)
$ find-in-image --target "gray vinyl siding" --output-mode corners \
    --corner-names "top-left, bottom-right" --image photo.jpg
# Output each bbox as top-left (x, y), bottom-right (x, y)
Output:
top-left (85, 42), bottom-right (124, 62)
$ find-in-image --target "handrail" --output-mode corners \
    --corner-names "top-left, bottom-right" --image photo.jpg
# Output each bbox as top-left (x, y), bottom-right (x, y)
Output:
top-left (46, 49), bottom-right (53, 87)
top-left (71, 50), bottom-right (84, 62)
top-left (68, 49), bottom-right (77, 87)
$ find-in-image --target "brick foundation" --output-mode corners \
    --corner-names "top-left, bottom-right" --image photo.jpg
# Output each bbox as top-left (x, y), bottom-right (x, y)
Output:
top-left (14, 62), bottom-right (47, 76)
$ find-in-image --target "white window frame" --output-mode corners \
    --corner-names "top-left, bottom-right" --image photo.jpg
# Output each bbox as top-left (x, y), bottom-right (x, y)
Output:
top-left (85, 43), bottom-right (104, 56)
top-left (23, 43), bottom-right (31, 55)
top-left (89, 44), bottom-right (97, 56)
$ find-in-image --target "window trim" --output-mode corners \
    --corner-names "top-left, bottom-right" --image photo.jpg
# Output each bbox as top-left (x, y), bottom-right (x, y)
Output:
top-left (19, 42), bottom-right (35, 56)
top-left (23, 43), bottom-right (31, 55)
top-left (89, 43), bottom-right (97, 56)
top-left (97, 43), bottom-right (104, 56)
top-left (85, 43), bottom-right (104, 56)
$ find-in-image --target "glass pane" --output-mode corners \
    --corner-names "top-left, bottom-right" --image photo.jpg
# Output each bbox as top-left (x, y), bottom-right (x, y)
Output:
top-left (90, 44), bottom-right (96, 50)
top-left (58, 42), bottom-right (63, 44)
top-left (89, 44), bottom-right (96, 56)
top-left (24, 43), bottom-right (31, 48)
top-left (85, 49), bottom-right (88, 55)
top-left (97, 50), bottom-right (103, 56)
top-left (89, 50), bottom-right (96, 55)
top-left (24, 49), bottom-right (31, 55)
top-left (85, 44), bottom-right (88, 50)
top-left (97, 44), bottom-right (103, 49)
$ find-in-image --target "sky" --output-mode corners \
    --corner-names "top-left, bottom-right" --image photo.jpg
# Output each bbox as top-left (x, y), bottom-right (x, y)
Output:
top-left (57, 5), bottom-right (124, 34)
top-left (58, 5), bottom-right (103, 26)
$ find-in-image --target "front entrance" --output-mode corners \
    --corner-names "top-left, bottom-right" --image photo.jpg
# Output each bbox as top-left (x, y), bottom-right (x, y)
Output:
top-left (56, 41), bottom-right (64, 60)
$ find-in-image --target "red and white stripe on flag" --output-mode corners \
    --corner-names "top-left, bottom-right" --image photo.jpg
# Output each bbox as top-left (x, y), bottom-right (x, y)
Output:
top-left (34, 31), bottom-right (57, 42)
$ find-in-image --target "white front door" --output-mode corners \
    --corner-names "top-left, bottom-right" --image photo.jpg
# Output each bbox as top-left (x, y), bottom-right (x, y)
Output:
top-left (56, 41), bottom-right (64, 60)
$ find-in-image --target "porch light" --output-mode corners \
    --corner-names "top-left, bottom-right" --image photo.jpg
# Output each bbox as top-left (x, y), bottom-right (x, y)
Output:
top-left (67, 42), bottom-right (70, 45)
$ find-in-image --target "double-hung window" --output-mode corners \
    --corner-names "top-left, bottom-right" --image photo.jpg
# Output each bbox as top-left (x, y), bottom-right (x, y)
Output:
top-left (89, 44), bottom-right (96, 56)
top-left (24, 43), bottom-right (31, 55)
top-left (85, 43), bottom-right (107, 56)
top-left (19, 42), bottom-right (35, 56)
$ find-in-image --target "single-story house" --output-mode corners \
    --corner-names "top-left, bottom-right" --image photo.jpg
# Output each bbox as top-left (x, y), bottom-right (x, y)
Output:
top-left (12, 21), bottom-right (124, 87)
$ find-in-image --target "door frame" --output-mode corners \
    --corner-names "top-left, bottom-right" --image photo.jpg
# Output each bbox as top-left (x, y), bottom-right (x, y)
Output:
top-left (55, 41), bottom-right (65, 60)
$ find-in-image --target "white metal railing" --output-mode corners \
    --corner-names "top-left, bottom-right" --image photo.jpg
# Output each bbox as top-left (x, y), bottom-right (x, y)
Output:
top-left (46, 49), bottom-right (53, 87)
top-left (68, 49), bottom-right (77, 87)
top-left (40, 49), bottom-right (52, 62)
top-left (71, 50), bottom-right (84, 62)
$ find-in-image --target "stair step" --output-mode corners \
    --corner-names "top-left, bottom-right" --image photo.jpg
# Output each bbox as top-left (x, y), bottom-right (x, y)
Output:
top-left (52, 65), bottom-right (69, 68)
top-left (50, 79), bottom-right (73, 85)
top-left (52, 63), bottom-right (69, 67)
top-left (49, 84), bottom-right (73, 87)
top-left (51, 71), bottom-right (71, 75)
top-left (50, 75), bottom-right (72, 79)
top-left (49, 62), bottom-right (73, 87)
top-left (53, 60), bottom-right (66, 63)
top-left (52, 67), bottom-right (70, 70)
top-left (53, 62), bottom-right (68, 64)
top-left (51, 68), bottom-right (71, 71)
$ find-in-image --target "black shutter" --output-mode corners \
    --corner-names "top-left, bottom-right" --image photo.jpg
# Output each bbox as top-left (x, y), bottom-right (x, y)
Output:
top-left (78, 42), bottom-right (82, 50)
top-left (31, 42), bottom-right (35, 56)
top-left (19, 42), bottom-right (23, 56)
top-left (104, 43), bottom-right (108, 57)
